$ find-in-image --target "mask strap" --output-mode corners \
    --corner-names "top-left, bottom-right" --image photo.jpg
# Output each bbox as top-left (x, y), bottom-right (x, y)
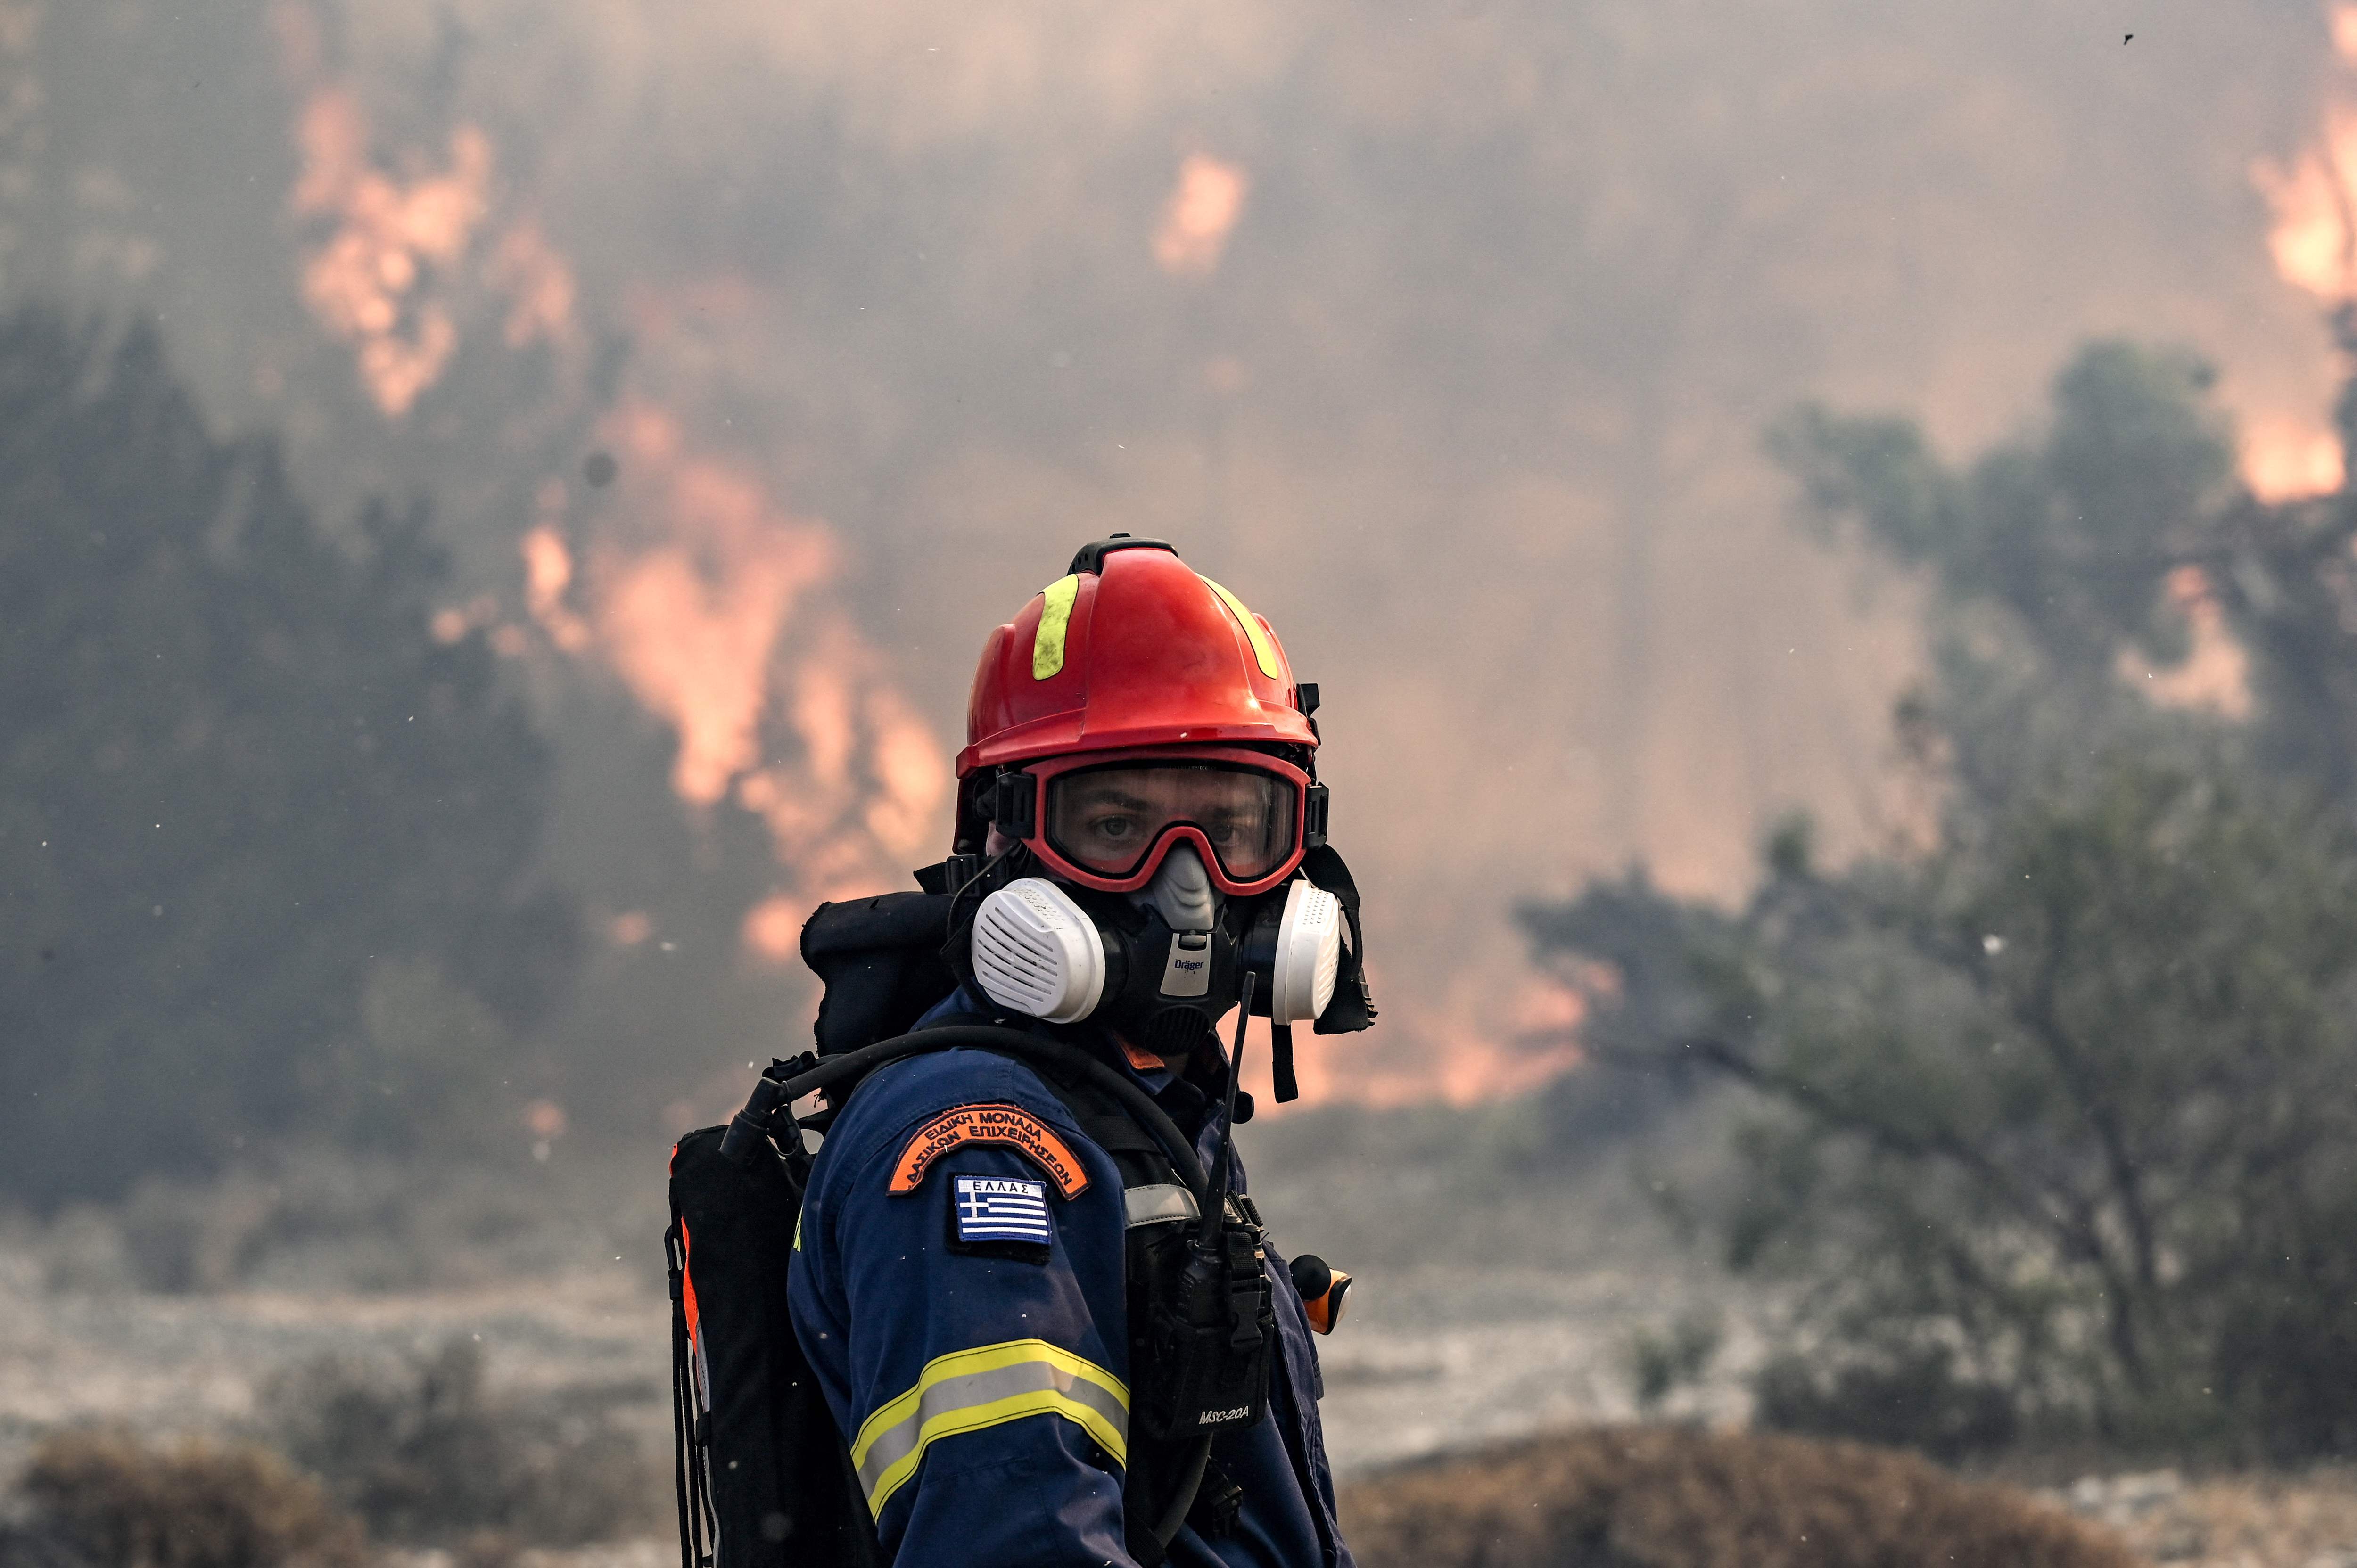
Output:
top-left (1270, 1025), bottom-right (1299, 1103)
top-left (1299, 844), bottom-right (1377, 1034)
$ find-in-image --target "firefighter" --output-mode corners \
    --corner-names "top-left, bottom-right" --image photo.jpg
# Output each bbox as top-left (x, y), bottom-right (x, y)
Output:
top-left (787, 536), bottom-right (1367, 1566)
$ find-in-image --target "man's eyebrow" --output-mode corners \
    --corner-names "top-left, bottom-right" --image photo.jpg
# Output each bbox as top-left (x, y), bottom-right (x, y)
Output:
top-left (1070, 786), bottom-right (1153, 811)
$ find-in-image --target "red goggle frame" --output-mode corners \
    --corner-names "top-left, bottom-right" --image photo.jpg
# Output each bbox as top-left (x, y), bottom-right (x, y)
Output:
top-left (988, 746), bottom-right (1327, 896)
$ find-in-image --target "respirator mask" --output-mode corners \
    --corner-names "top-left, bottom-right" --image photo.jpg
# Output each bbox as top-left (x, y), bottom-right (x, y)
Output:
top-left (968, 847), bottom-right (1344, 1051)
top-left (949, 752), bottom-right (1370, 1075)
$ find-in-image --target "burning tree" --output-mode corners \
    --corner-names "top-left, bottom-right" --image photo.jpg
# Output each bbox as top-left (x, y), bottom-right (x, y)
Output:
top-left (1525, 339), bottom-right (2357, 1459)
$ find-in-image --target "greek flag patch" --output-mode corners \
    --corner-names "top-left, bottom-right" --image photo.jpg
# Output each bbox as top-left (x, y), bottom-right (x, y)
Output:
top-left (953, 1175), bottom-right (1052, 1245)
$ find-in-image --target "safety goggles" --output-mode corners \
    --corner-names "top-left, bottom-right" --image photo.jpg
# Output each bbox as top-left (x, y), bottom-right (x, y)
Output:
top-left (989, 747), bottom-right (1326, 895)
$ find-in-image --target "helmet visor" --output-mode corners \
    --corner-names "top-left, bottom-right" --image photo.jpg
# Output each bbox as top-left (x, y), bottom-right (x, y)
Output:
top-left (1045, 762), bottom-right (1299, 884)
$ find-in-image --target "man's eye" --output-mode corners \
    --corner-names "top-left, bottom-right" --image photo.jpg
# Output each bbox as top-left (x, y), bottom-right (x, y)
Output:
top-left (1092, 815), bottom-right (1136, 841)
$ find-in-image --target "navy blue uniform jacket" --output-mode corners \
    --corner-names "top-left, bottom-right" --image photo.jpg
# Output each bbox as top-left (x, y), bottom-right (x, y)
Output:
top-left (787, 1004), bottom-right (1354, 1568)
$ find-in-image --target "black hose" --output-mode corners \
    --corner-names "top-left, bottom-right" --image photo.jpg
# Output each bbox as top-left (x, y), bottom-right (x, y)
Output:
top-left (777, 1024), bottom-right (1210, 1205)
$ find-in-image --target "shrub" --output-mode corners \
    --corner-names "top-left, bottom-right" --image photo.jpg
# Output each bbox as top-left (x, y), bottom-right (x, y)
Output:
top-left (1625, 1314), bottom-right (1723, 1415)
top-left (33, 1147), bottom-right (639, 1297)
top-left (11, 1430), bottom-right (364, 1568)
top-left (1339, 1426), bottom-right (2134, 1568)
top-left (262, 1337), bottom-right (655, 1545)
top-left (1751, 1346), bottom-right (2017, 1462)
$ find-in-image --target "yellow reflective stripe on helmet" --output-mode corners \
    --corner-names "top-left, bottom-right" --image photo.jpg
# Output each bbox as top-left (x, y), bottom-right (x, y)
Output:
top-left (1201, 576), bottom-right (1281, 679)
top-left (850, 1338), bottom-right (1129, 1512)
top-left (1032, 575), bottom-right (1081, 680)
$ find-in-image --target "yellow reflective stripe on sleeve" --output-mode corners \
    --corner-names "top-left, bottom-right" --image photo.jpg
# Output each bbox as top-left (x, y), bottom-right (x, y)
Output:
top-left (850, 1338), bottom-right (1129, 1513)
top-left (1032, 575), bottom-right (1081, 680)
top-left (1201, 576), bottom-right (1281, 679)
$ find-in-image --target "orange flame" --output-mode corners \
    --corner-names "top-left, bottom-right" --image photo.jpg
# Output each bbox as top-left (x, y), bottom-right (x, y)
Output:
top-left (2242, 417), bottom-right (2346, 501)
top-left (290, 89), bottom-right (491, 416)
top-left (2254, 116), bottom-right (2357, 300)
top-left (588, 404), bottom-right (839, 806)
top-left (520, 528), bottom-right (582, 641)
top-left (256, 52), bottom-right (974, 956)
top-left (278, 1), bottom-right (582, 419)
top-left (2119, 565), bottom-right (2253, 718)
top-left (2255, 12), bottom-right (2357, 301)
top-left (1153, 155), bottom-right (1249, 277)
top-left (2243, 8), bottom-right (2357, 509)
top-left (523, 402), bottom-right (950, 949)
top-left (429, 594), bottom-right (500, 646)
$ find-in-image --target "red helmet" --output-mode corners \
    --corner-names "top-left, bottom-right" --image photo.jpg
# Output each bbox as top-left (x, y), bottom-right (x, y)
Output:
top-left (955, 537), bottom-right (1325, 895)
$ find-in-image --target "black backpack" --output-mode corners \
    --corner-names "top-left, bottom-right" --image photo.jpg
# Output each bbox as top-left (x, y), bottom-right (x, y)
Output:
top-left (664, 895), bottom-right (1243, 1568)
top-left (667, 1121), bottom-right (878, 1568)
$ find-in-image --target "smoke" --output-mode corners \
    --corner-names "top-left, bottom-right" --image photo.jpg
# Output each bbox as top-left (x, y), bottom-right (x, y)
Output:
top-left (6, 0), bottom-right (2349, 1113)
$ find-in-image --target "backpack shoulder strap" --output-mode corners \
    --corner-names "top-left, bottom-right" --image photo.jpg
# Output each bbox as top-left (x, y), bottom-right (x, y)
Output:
top-left (773, 1023), bottom-right (1212, 1561)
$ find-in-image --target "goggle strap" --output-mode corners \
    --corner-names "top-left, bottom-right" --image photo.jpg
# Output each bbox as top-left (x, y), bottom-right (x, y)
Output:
top-left (990, 770), bottom-right (1039, 840)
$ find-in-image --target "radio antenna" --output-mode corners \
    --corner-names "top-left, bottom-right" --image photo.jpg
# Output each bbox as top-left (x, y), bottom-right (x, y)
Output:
top-left (1203, 972), bottom-right (1256, 1241)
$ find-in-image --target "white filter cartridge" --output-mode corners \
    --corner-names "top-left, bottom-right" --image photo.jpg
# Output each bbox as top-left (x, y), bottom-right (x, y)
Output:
top-left (1269, 879), bottom-right (1342, 1027)
top-left (971, 877), bottom-right (1108, 1024)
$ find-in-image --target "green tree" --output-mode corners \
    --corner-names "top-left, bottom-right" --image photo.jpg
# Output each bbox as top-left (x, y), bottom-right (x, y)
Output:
top-left (0, 311), bottom-right (577, 1206)
top-left (1525, 340), bottom-right (2357, 1456)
